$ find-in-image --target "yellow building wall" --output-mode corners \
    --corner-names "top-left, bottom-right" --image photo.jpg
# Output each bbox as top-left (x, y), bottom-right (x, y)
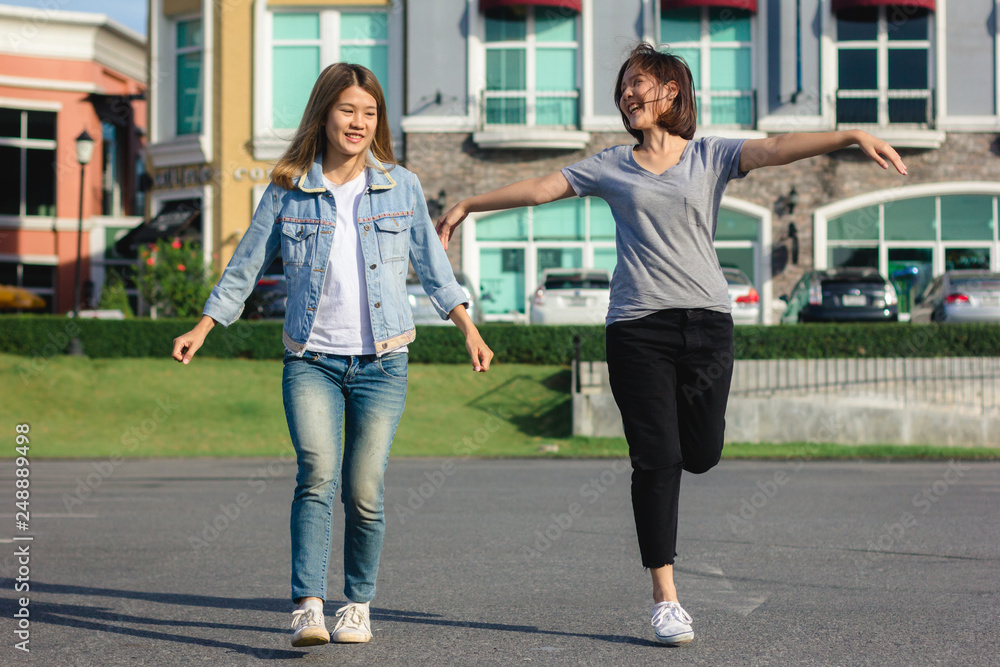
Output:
top-left (215, 0), bottom-right (272, 270)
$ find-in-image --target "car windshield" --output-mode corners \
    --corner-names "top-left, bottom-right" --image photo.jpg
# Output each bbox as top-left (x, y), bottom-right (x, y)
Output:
top-left (543, 276), bottom-right (610, 290)
top-left (822, 272), bottom-right (885, 284)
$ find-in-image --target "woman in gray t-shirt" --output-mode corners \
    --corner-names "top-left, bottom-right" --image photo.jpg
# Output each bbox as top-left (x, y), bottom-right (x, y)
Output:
top-left (436, 43), bottom-right (907, 646)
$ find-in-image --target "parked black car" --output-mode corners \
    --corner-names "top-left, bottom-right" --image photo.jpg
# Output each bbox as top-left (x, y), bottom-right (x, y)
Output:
top-left (780, 268), bottom-right (899, 323)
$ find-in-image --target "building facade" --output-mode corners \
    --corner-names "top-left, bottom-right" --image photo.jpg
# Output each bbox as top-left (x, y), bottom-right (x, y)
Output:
top-left (0, 4), bottom-right (147, 314)
top-left (147, 0), bottom-right (1000, 324)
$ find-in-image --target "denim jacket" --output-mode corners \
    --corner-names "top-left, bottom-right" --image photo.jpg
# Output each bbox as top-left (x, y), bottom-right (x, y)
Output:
top-left (202, 153), bottom-right (468, 357)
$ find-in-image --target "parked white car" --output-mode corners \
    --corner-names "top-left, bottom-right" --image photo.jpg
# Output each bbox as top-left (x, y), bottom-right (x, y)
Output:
top-left (529, 269), bottom-right (611, 325)
top-left (724, 267), bottom-right (761, 325)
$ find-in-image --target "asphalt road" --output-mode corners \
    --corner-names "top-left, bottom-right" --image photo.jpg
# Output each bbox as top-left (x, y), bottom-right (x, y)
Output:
top-left (0, 458), bottom-right (998, 666)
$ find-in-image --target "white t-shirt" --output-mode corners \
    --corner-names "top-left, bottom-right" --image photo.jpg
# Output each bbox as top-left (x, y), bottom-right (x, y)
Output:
top-left (301, 168), bottom-right (406, 356)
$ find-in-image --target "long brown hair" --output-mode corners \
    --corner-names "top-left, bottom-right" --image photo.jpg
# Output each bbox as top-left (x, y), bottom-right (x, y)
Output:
top-left (271, 63), bottom-right (396, 189)
top-left (614, 43), bottom-right (698, 143)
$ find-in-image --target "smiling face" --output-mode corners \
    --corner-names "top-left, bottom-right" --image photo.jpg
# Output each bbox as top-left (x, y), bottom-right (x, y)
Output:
top-left (324, 85), bottom-right (378, 161)
top-left (618, 65), bottom-right (677, 131)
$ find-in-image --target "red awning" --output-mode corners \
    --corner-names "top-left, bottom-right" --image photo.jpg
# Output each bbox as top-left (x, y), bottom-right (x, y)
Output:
top-left (662, 0), bottom-right (758, 11)
top-left (832, 0), bottom-right (934, 11)
top-left (481, 0), bottom-right (582, 12)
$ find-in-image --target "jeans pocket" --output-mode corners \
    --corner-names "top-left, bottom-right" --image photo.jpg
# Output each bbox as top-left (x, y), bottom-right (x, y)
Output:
top-left (377, 352), bottom-right (408, 379)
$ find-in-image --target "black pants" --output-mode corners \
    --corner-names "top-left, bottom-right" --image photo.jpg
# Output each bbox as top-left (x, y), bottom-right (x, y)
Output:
top-left (606, 308), bottom-right (735, 568)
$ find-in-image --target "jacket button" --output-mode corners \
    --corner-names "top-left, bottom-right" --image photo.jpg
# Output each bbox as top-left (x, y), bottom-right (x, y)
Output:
top-left (364, 224), bottom-right (370, 231)
top-left (382, 343), bottom-right (388, 349)
top-left (370, 264), bottom-right (376, 270)
top-left (374, 302), bottom-right (381, 308)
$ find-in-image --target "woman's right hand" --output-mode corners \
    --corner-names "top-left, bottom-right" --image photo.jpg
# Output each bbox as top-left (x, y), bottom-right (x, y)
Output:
top-left (436, 202), bottom-right (469, 251)
top-left (172, 316), bottom-right (215, 364)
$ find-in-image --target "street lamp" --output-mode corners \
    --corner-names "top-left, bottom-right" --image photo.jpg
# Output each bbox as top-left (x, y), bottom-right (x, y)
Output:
top-left (70, 130), bottom-right (95, 355)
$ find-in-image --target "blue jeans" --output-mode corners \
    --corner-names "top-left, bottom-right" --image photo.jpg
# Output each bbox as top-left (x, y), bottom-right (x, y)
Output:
top-left (282, 349), bottom-right (408, 603)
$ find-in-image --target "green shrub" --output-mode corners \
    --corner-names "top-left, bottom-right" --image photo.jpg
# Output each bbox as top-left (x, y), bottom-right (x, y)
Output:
top-left (0, 316), bottom-right (997, 362)
top-left (96, 271), bottom-right (134, 318)
top-left (137, 239), bottom-right (218, 318)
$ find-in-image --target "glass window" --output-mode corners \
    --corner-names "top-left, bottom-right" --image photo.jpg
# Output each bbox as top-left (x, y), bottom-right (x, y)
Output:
top-left (886, 8), bottom-right (928, 40)
top-left (945, 248), bottom-right (991, 271)
top-left (483, 7), bottom-right (578, 128)
top-left (836, 6), bottom-right (930, 127)
top-left (884, 197), bottom-right (935, 240)
top-left (272, 46), bottom-right (320, 129)
top-left (715, 209), bottom-right (759, 241)
top-left (0, 109), bottom-right (57, 217)
top-left (340, 12), bottom-right (389, 85)
top-left (536, 247), bottom-right (583, 284)
top-left (27, 111), bottom-right (55, 140)
top-left (940, 196), bottom-right (994, 241)
top-left (662, 7), bottom-right (700, 42)
top-left (0, 107), bottom-right (20, 138)
top-left (0, 144), bottom-right (20, 215)
top-left (828, 206), bottom-right (879, 241)
top-left (838, 50), bottom-right (877, 90)
top-left (660, 7), bottom-right (753, 126)
top-left (709, 7), bottom-right (751, 42)
top-left (829, 247), bottom-right (879, 268)
top-left (888, 49), bottom-right (929, 90)
top-left (590, 199), bottom-right (616, 240)
top-left (479, 247), bottom-right (525, 315)
top-left (485, 7), bottom-right (527, 42)
top-left (477, 209), bottom-right (528, 241)
top-left (593, 247), bottom-right (617, 273)
top-left (176, 18), bottom-right (203, 136)
top-left (837, 9), bottom-right (878, 40)
top-left (268, 10), bottom-right (389, 132)
top-left (533, 199), bottom-right (584, 240)
top-left (25, 149), bottom-right (56, 217)
top-left (716, 247), bottom-right (755, 284)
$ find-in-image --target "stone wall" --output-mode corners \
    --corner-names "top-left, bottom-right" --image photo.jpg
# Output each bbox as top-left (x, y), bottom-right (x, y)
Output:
top-left (404, 131), bottom-right (1000, 297)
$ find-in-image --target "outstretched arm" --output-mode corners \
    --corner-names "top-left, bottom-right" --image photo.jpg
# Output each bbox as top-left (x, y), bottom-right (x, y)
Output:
top-left (739, 130), bottom-right (907, 175)
top-left (436, 171), bottom-right (575, 250)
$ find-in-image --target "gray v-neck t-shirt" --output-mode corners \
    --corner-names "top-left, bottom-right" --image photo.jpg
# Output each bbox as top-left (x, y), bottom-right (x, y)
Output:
top-left (561, 137), bottom-right (748, 325)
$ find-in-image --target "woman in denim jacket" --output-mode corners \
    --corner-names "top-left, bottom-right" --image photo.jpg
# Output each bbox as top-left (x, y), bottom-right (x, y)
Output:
top-left (172, 63), bottom-right (493, 649)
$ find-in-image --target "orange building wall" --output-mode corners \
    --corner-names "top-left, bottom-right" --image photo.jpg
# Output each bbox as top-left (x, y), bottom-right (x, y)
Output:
top-left (0, 54), bottom-right (146, 313)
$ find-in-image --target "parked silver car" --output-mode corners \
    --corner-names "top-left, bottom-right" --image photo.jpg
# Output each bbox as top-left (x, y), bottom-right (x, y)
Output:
top-left (723, 267), bottom-right (761, 325)
top-left (529, 269), bottom-right (611, 325)
top-left (910, 270), bottom-right (1000, 323)
top-left (407, 272), bottom-right (483, 325)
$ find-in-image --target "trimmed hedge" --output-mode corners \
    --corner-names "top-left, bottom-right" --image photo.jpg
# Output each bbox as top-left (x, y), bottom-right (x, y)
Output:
top-left (1, 315), bottom-right (998, 363)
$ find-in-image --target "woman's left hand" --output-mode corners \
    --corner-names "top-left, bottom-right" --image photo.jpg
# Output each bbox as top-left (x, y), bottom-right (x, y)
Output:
top-left (856, 131), bottom-right (908, 175)
top-left (465, 331), bottom-right (494, 373)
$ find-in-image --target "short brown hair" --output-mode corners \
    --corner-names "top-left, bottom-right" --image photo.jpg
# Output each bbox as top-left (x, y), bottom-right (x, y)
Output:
top-left (271, 63), bottom-right (396, 190)
top-left (614, 43), bottom-right (698, 143)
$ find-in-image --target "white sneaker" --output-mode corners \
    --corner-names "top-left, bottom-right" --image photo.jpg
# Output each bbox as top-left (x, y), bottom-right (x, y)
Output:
top-left (331, 602), bottom-right (372, 643)
top-left (651, 601), bottom-right (694, 645)
top-left (290, 606), bottom-right (330, 647)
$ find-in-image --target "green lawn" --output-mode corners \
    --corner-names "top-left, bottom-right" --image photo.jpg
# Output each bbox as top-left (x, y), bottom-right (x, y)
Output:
top-left (3, 353), bottom-right (998, 460)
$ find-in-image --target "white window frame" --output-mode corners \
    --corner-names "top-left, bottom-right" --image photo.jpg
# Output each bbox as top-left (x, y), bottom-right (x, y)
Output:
top-left (0, 106), bottom-right (57, 220)
top-left (834, 6), bottom-right (934, 129)
top-left (252, 2), bottom-right (400, 161)
top-left (657, 5), bottom-right (756, 128)
top-left (478, 6), bottom-right (581, 129)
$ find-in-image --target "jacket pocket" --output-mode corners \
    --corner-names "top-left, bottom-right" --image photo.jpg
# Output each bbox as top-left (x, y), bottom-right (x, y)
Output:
top-left (373, 214), bottom-right (412, 263)
top-left (279, 221), bottom-right (318, 266)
